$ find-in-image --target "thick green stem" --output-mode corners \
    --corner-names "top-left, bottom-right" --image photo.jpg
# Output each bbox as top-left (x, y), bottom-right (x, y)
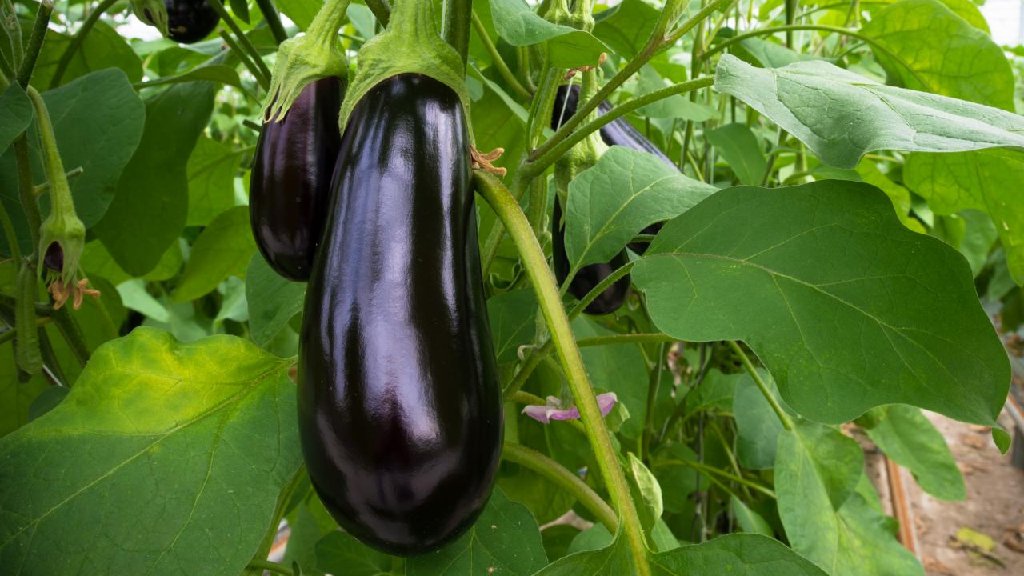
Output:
top-left (727, 340), bottom-right (794, 431)
top-left (471, 11), bottom-right (530, 99)
top-left (503, 443), bottom-right (618, 531)
top-left (220, 30), bottom-right (270, 89)
top-left (527, 77), bottom-right (714, 179)
top-left (255, 0), bottom-right (288, 44)
top-left (50, 0), bottom-right (116, 88)
top-left (444, 0), bottom-right (472, 66)
top-left (18, 0), bottom-right (52, 87)
top-left (476, 171), bottom-right (651, 576)
top-left (0, 192), bottom-right (22, 262)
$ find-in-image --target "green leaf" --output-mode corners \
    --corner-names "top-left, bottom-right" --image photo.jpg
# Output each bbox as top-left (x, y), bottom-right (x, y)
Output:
top-left (187, 136), bottom-right (242, 226)
top-left (731, 496), bottom-right (773, 536)
top-left (174, 206), bottom-right (257, 302)
top-left (863, 0), bottom-right (1013, 110)
top-left (0, 328), bottom-right (301, 575)
top-left (933, 0), bottom-right (990, 32)
top-left (31, 22), bottom-right (143, 89)
top-left (117, 278), bottom-right (171, 322)
top-left (534, 533), bottom-right (634, 575)
top-left (566, 146), bottom-right (717, 271)
top-left (738, 38), bottom-right (814, 68)
top-left (470, 86), bottom-right (527, 178)
top-left (0, 85), bottom-right (32, 153)
top-left (487, 288), bottom-right (538, 367)
top-left (685, 370), bottom-right (739, 416)
top-left (246, 253), bottom-right (306, 348)
top-left (733, 371), bottom-right (784, 470)
top-left (628, 453), bottom-right (664, 534)
top-left (859, 405), bottom-right (966, 501)
top-left (488, 0), bottom-right (608, 68)
top-left (904, 149), bottom-right (1024, 284)
top-left (94, 81), bottom-right (216, 276)
top-left (634, 66), bottom-right (717, 121)
top-left (147, 64), bottom-right (245, 89)
top-left (284, 489), bottom-right (337, 576)
top-left (633, 180), bottom-right (1010, 425)
top-left (705, 123), bottom-right (767, 186)
top-left (498, 465), bottom-right (575, 525)
top-left (651, 443), bottom-right (700, 514)
top-left (593, 0), bottom-right (659, 58)
top-left (315, 531), bottom-right (394, 576)
top-left (714, 54), bottom-right (1024, 168)
top-left (992, 426), bottom-right (1012, 453)
top-left (405, 488), bottom-right (548, 575)
top-left (776, 422), bottom-right (922, 575)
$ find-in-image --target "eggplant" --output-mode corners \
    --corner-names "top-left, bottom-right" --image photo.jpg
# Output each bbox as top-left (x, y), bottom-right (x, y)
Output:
top-left (554, 85), bottom-right (673, 255)
top-left (299, 74), bottom-right (502, 555)
top-left (250, 78), bottom-right (343, 281)
top-left (165, 0), bottom-right (218, 44)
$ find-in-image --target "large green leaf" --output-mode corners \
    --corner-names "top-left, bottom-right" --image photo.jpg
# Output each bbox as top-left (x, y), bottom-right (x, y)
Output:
top-left (732, 371), bottom-right (785, 470)
top-left (0, 328), bottom-right (301, 575)
top-left (775, 421), bottom-right (921, 575)
top-left (405, 488), bottom-right (548, 575)
top-left (94, 81), bottom-right (216, 276)
top-left (863, 0), bottom-right (1013, 110)
top-left (536, 532), bottom-right (827, 575)
top-left (0, 342), bottom-right (48, 438)
top-left (246, 253), bottom-right (306, 348)
top-left (315, 531), bottom-right (395, 576)
top-left (859, 405), bottom-right (966, 501)
top-left (488, 0), bottom-right (608, 68)
top-left (632, 180), bottom-right (1009, 424)
top-left (186, 136), bottom-right (243, 226)
top-left (0, 69), bottom-right (145, 255)
top-left (566, 146), bottom-right (716, 271)
top-left (173, 206), bottom-right (257, 302)
top-left (904, 149), bottom-right (1024, 284)
top-left (714, 55), bottom-right (1024, 168)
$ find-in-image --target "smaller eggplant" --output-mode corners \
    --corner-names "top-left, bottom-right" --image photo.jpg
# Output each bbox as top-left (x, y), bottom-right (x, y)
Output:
top-left (250, 78), bottom-right (343, 281)
top-left (165, 0), bottom-right (219, 44)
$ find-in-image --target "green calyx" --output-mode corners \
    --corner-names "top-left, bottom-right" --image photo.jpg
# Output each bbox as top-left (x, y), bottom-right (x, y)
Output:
top-left (130, 0), bottom-right (169, 37)
top-left (338, 0), bottom-right (470, 138)
top-left (263, 0), bottom-right (351, 121)
top-left (26, 88), bottom-right (86, 295)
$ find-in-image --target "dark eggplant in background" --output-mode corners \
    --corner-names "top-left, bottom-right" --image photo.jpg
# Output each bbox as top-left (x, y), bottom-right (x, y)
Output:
top-left (551, 199), bottom-right (631, 315)
top-left (299, 74), bottom-right (503, 555)
top-left (164, 0), bottom-right (219, 44)
top-left (250, 78), bottom-right (343, 281)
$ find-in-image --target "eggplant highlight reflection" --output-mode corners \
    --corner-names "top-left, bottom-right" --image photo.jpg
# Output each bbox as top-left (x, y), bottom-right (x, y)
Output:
top-left (298, 74), bottom-right (503, 555)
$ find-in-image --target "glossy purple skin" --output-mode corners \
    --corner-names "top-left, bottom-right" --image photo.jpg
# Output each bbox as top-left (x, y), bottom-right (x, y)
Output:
top-left (250, 78), bottom-right (343, 281)
top-left (298, 74), bottom-right (502, 555)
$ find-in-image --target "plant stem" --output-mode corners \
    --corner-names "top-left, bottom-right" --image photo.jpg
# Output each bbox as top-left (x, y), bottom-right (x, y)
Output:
top-left (641, 342), bottom-right (667, 463)
top-left (247, 559), bottom-right (293, 576)
top-left (444, 0), bottom-right (472, 66)
top-left (18, 0), bottom-right (53, 87)
top-left (475, 171), bottom-right (651, 576)
top-left (503, 442), bottom-right (618, 531)
top-left (219, 30), bottom-right (270, 89)
top-left (727, 340), bottom-right (794, 431)
top-left (471, 11), bottom-right (530, 99)
top-left (207, 0), bottom-right (273, 84)
top-left (526, 77), bottom-right (714, 178)
top-left (578, 333), bottom-right (675, 348)
top-left (50, 0), bottom-right (116, 88)
top-left (51, 306), bottom-right (89, 366)
top-left (0, 192), bottom-right (22, 262)
top-left (365, 0), bottom-right (391, 25)
top-left (255, 0), bottom-right (288, 44)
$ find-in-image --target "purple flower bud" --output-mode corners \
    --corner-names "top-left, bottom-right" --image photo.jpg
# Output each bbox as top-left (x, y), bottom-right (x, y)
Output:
top-left (522, 392), bottom-right (618, 424)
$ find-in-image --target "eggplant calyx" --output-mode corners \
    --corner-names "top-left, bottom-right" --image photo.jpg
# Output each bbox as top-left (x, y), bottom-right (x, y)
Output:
top-left (263, 0), bottom-right (350, 122)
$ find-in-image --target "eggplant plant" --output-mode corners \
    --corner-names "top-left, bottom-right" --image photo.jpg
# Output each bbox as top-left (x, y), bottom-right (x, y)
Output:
top-left (0, 0), bottom-right (1020, 575)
